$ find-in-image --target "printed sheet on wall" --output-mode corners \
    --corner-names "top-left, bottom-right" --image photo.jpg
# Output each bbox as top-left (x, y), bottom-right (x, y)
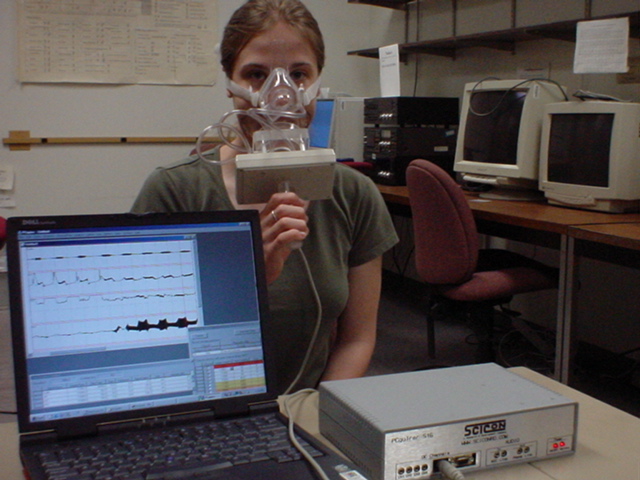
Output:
top-left (17, 0), bottom-right (219, 85)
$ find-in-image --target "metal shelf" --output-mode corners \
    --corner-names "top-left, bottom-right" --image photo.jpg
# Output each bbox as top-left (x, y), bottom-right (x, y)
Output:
top-left (348, 11), bottom-right (640, 59)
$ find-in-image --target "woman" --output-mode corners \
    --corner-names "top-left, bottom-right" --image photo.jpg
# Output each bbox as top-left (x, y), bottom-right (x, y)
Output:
top-left (132, 0), bottom-right (398, 393)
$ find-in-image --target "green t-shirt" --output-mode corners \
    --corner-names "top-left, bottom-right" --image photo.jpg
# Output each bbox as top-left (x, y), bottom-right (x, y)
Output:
top-left (132, 149), bottom-right (399, 393)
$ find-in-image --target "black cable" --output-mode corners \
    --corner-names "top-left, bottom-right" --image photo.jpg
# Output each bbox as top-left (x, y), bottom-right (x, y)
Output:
top-left (468, 77), bottom-right (569, 117)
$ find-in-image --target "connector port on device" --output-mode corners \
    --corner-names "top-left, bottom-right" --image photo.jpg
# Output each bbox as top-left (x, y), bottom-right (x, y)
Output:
top-left (433, 452), bottom-right (478, 471)
top-left (395, 461), bottom-right (429, 479)
top-left (450, 454), bottom-right (476, 467)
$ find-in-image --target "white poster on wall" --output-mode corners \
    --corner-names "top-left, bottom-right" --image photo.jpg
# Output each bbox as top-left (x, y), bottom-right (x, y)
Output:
top-left (574, 17), bottom-right (629, 74)
top-left (379, 44), bottom-right (401, 97)
top-left (17, 0), bottom-right (218, 85)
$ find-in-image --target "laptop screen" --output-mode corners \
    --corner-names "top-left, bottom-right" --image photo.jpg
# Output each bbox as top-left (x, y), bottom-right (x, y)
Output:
top-left (8, 212), bottom-right (273, 431)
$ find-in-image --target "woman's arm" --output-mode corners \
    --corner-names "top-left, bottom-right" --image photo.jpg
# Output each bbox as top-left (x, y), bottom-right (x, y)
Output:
top-left (320, 256), bottom-right (383, 382)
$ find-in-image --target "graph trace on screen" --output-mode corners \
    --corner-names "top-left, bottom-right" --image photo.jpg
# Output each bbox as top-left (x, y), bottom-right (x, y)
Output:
top-left (23, 237), bottom-right (202, 357)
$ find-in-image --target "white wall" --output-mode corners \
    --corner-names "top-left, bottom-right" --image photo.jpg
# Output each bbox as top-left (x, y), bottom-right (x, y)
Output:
top-left (0, 0), bottom-right (401, 218)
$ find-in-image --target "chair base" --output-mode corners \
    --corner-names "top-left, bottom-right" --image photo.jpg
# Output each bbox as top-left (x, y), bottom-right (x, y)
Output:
top-left (426, 297), bottom-right (557, 369)
top-left (426, 297), bottom-right (511, 363)
top-left (426, 296), bottom-right (502, 363)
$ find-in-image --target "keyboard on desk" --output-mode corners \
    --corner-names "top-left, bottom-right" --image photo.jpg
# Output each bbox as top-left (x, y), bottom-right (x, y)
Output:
top-left (25, 413), bottom-right (323, 480)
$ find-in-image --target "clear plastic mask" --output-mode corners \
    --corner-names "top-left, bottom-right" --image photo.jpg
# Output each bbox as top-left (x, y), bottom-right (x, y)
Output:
top-left (196, 67), bottom-right (321, 161)
top-left (227, 67), bottom-right (320, 115)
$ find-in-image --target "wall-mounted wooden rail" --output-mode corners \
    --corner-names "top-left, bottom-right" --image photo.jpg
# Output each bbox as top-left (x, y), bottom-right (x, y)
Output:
top-left (3, 131), bottom-right (220, 151)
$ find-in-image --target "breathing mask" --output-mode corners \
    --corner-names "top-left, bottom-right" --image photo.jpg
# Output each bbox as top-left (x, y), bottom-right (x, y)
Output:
top-left (197, 67), bottom-right (322, 160)
top-left (227, 67), bottom-right (320, 116)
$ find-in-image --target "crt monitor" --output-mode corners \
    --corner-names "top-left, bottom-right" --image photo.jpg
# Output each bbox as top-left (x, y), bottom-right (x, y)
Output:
top-left (539, 101), bottom-right (640, 213)
top-left (454, 79), bottom-right (567, 200)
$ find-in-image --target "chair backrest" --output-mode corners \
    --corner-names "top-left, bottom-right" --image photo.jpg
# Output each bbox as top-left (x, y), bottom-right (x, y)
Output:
top-left (406, 159), bottom-right (479, 285)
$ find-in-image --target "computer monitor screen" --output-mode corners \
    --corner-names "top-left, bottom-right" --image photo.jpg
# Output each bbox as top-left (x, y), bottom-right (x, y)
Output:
top-left (454, 79), bottom-right (567, 200)
top-left (547, 113), bottom-right (613, 187)
top-left (463, 90), bottom-right (526, 166)
top-left (539, 101), bottom-right (640, 213)
top-left (309, 99), bottom-right (335, 148)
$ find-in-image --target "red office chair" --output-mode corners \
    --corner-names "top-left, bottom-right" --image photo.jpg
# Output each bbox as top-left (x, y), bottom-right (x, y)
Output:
top-left (405, 159), bottom-right (558, 362)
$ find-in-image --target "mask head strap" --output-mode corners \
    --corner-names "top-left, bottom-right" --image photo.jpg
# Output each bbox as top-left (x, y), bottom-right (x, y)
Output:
top-left (226, 78), bottom-right (260, 106)
top-left (301, 76), bottom-right (321, 105)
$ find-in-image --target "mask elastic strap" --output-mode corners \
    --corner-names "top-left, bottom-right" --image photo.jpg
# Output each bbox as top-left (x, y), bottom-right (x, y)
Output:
top-left (226, 78), bottom-right (260, 107)
top-left (301, 76), bottom-right (322, 105)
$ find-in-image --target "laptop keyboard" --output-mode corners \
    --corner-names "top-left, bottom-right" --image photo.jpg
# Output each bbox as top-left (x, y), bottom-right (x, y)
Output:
top-left (31, 413), bottom-right (324, 480)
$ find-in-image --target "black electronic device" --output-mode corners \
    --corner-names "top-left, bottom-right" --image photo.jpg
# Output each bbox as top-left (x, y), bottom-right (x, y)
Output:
top-left (364, 126), bottom-right (457, 185)
top-left (364, 96), bottom-right (459, 126)
top-left (364, 126), bottom-right (457, 159)
top-left (372, 156), bottom-right (455, 186)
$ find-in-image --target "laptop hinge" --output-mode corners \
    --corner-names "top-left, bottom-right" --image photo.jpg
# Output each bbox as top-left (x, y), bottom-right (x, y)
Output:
top-left (211, 399), bottom-right (278, 420)
top-left (97, 409), bottom-right (216, 436)
top-left (249, 400), bottom-right (279, 415)
top-left (19, 429), bottom-right (64, 447)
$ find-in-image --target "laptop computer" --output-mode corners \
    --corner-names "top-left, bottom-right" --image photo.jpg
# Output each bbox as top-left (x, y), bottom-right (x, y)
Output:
top-left (6, 210), bottom-right (365, 480)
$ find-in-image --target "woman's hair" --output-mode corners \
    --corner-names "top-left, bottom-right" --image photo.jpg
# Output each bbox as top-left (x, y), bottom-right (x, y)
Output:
top-left (220, 0), bottom-right (325, 77)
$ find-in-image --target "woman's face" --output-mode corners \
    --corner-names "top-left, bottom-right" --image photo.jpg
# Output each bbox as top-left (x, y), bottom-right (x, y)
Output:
top-left (228, 20), bottom-right (320, 140)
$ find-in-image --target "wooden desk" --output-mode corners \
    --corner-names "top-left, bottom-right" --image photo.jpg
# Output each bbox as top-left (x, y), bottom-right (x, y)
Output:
top-left (2, 367), bottom-right (639, 479)
top-left (377, 185), bottom-right (640, 383)
top-left (568, 222), bottom-right (640, 251)
top-left (378, 185), bottom-right (640, 234)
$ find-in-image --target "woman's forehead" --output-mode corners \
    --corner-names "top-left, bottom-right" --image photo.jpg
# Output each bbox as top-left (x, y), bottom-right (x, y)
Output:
top-left (234, 22), bottom-right (318, 71)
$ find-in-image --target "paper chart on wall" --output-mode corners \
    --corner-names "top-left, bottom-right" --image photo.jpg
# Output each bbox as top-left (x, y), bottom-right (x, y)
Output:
top-left (379, 44), bottom-right (401, 98)
top-left (18, 0), bottom-right (218, 85)
top-left (573, 17), bottom-right (629, 74)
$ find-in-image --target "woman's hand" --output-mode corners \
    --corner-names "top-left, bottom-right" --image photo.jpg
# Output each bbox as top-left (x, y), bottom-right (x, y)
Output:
top-left (260, 192), bottom-right (309, 285)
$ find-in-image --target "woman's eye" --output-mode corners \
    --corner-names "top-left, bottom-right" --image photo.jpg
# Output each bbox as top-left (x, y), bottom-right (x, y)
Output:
top-left (248, 71), bottom-right (267, 82)
top-left (242, 70), bottom-right (267, 88)
top-left (290, 71), bottom-right (307, 82)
